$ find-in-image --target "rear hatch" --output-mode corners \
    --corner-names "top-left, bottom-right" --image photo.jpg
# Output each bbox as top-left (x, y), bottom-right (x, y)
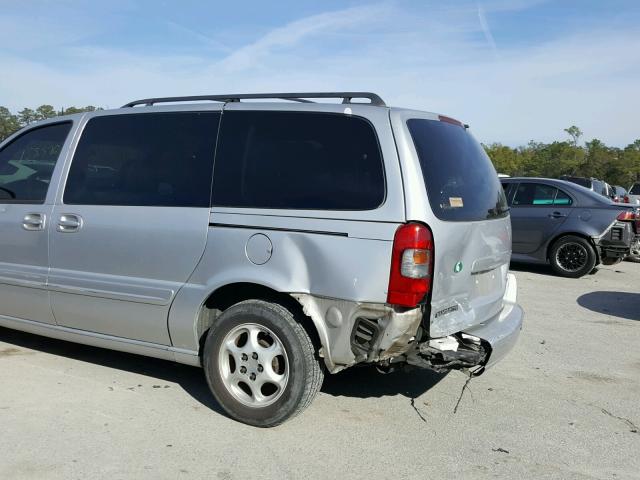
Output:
top-left (402, 116), bottom-right (512, 337)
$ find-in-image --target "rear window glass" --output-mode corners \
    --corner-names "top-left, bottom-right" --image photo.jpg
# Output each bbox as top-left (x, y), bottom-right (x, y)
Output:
top-left (630, 184), bottom-right (640, 195)
top-left (212, 111), bottom-right (385, 210)
top-left (407, 119), bottom-right (507, 221)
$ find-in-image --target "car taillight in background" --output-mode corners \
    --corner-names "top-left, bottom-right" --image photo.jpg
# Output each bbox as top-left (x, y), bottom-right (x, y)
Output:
top-left (623, 195), bottom-right (630, 203)
top-left (617, 210), bottom-right (640, 233)
top-left (387, 223), bottom-right (433, 308)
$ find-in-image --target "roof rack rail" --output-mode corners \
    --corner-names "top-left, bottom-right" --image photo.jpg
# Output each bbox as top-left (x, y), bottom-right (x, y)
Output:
top-left (121, 92), bottom-right (386, 108)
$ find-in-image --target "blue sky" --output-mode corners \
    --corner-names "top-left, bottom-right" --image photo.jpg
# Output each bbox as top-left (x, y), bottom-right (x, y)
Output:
top-left (1, 0), bottom-right (639, 146)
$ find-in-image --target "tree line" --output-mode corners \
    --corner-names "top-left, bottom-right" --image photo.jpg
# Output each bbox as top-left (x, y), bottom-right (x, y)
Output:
top-left (0, 105), bottom-right (99, 142)
top-left (1, 106), bottom-right (639, 187)
top-left (484, 126), bottom-right (640, 187)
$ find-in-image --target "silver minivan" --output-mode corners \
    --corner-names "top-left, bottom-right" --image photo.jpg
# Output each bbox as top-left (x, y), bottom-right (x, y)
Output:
top-left (0, 92), bottom-right (523, 427)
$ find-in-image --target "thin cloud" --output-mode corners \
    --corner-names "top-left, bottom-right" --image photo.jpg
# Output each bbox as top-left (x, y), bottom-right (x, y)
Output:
top-left (218, 4), bottom-right (392, 72)
top-left (477, 3), bottom-right (499, 58)
top-left (0, 2), bottom-right (638, 146)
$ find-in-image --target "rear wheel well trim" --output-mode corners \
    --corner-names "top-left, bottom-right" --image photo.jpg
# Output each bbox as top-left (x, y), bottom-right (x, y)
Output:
top-left (196, 282), bottom-right (327, 364)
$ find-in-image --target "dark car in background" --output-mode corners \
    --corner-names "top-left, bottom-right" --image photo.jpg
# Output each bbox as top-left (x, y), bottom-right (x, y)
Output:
top-left (501, 178), bottom-right (636, 277)
top-left (559, 175), bottom-right (615, 200)
top-left (612, 185), bottom-right (627, 202)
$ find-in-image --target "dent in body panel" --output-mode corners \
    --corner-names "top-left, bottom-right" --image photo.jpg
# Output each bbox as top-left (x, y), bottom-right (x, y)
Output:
top-left (293, 293), bottom-right (423, 372)
top-left (429, 219), bottom-right (511, 338)
top-left (167, 222), bottom-right (395, 353)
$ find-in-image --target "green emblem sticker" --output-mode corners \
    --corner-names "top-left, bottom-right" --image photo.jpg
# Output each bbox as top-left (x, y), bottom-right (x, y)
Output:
top-left (454, 261), bottom-right (463, 273)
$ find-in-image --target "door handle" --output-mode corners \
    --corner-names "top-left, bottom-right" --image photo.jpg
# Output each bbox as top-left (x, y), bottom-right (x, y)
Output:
top-left (548, 212), bottom-right (567, 219)
top-left (57, 214), bottom-right (83, 233)
top-left (22, 213), bottom-right (46, 231)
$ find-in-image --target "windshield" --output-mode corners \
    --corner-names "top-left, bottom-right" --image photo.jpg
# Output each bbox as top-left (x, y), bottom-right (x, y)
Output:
top-left (407, 119), bottom-right (508, 222)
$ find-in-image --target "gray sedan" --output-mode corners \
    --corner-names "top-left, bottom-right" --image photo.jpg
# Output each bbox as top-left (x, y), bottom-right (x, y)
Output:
top-left (501, 178), bottom-right (635, 277)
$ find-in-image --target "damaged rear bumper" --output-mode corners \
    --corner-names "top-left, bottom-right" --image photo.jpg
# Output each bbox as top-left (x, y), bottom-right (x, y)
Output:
top-left (293, 274), bottom-right (523, 374)
top-left (459, 274), bottom-right (523, 370)
top-left (405, 273), bottom-right (523, 373)
top-left (596, 221), bottom-right (632, 261)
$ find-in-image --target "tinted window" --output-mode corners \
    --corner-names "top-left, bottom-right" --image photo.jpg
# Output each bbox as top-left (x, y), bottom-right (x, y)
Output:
top-left (64, 113), bottom-right (220, 207)
top-left (513, 183), bottom-right (554, 205)
top-left (407, 119), bottom-right (507, 221)
top-left (0, 123), bottom-right (71, 203)
top-left (630, 184), bottom-right (640, 195)
top-left (501, 182), bottom-right (516, 205)
top-left (554, 189), bottom-right (573, 205)
top-left (212, 111), bottom-right (385, 210)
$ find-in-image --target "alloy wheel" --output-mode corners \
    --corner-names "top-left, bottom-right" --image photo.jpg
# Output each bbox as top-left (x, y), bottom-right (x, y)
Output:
top-left (218, 323), bottom-right (289, 408)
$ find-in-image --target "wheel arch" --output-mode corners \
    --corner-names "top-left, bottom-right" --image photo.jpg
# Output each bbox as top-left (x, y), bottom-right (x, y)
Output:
top-left (545, 231), bottom-right (600, 263)
top-left (196, 282), bottom-right (325, 362)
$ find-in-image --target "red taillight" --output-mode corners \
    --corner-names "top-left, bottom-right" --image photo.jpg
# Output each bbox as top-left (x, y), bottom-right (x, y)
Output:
top-left (617, 211), bottom-right (636, 221)
top-left (624, 195), bottom-right (630, 203)
top-left (387, 223), bottom-right (433, 307)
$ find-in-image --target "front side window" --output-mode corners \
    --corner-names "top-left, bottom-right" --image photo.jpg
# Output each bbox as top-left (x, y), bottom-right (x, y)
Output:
top-left (0, 122), bottom-right (71, 203)
top-left (64, 112), bottom-right (220, 207)
top-left (211, 111), bottom-right (385, 210)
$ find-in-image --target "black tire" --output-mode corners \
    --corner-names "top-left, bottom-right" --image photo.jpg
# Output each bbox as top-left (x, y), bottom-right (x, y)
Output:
top-left (549, 235), bottom-right (597, 278)
top-left (203, 299), bottom-right (324, 427)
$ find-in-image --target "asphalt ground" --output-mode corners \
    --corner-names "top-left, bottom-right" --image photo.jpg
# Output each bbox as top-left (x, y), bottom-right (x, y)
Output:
top-left (1, 261), bottom-right (639, 479)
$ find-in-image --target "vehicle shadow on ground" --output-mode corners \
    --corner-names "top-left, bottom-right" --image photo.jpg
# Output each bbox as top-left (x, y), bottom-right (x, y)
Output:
top-left (509, 262), bottom-right (556, 276)
top-left (322, 364), bottom-right (446, 399)
top-left (577, 291), bottom-right (640, 321)
top-left (0, 326), bottom-right (445, 410)
top-left (0, 326), bottom-right (226, 415)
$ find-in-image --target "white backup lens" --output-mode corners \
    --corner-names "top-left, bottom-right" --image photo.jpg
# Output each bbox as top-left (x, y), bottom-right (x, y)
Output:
top-left (401, 248), bottom-right (430, 278)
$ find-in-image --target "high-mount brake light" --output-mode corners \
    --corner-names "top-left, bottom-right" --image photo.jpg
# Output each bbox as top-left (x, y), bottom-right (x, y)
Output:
top-left (387, 223), bottom-right (433, 308)
top-left (438, 115), bottom-right (464, 127)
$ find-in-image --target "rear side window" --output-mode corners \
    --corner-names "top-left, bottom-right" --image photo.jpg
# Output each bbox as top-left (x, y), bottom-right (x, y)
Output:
top-left (630, 184), bottom-right (640, 195)
top-left (512, 183), bottom-right (572, 206)
top-left (0, 122), bottom-right (71, 204)
top-left (407, 119), bottom-right (507, 221)
top-left (64, 112), bottom-right (220, 207)
top-left (554, 189), bottom-right (573, 205)
top-left (513, 183), bottom-right (556, 205)
top-left (212, 111), bottom-right (385, 210)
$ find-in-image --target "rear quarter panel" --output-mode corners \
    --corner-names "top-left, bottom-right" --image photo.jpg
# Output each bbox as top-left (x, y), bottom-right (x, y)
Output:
top-left (168, 103), bottom-right (407, 352)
